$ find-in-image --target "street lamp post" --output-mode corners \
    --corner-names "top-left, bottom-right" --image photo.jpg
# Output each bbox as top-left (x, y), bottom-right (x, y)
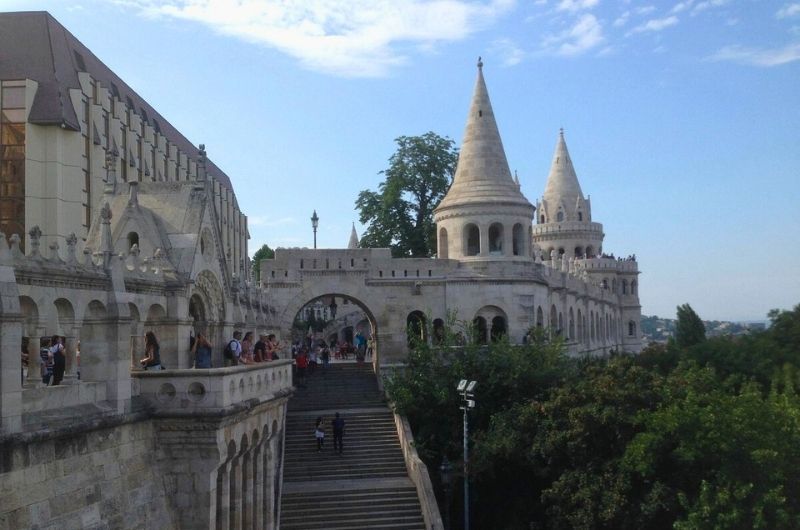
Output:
top-left (439, 456), bottom-right (453, 530)
top-left (310, 210), bottom-right (319, 249)
top-left (457, 379), bottom-right (477, 530)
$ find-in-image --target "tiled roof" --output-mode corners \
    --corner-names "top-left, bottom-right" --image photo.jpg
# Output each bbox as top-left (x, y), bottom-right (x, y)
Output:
top-left (0, 11), bottom-right (234, 191)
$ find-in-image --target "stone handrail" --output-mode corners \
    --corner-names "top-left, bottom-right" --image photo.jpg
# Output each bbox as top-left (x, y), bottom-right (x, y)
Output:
top-left (132, 360), bottom-right (293, 413)
top-left (393, 410), bottom-right (444, 530)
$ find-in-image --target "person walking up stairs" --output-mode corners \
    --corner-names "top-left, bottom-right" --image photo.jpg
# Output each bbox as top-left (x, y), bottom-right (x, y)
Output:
top-left (280, 363), bottom-right (427, 529)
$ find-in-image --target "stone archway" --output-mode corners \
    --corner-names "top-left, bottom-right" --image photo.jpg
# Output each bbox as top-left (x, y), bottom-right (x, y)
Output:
top-left (191, 270), bottom-right (226, 356)
top-left (282, 292), bottom-right (380, 370)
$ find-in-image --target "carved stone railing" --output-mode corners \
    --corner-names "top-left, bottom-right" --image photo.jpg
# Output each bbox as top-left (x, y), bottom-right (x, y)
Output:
top-left (393, 410), bottom-right (444, 530)
top-left (132, 360), bottom-right (293, 414)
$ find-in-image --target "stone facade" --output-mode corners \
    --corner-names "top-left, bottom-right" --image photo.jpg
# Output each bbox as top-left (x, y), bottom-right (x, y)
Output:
top-left (260, 61), bottom-right (643, 364)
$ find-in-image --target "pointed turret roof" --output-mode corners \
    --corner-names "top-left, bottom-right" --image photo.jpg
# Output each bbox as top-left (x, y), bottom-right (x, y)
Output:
top-left (436, 59), bottom-right (533, 213)
top-left (543, 129), bottom-right (584, 204)
top-left (347, 223), bottom-right (359, 249)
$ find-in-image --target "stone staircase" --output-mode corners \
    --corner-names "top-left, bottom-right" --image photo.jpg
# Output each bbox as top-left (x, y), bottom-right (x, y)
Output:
top-left (280, 363), bottom-right (427, 530)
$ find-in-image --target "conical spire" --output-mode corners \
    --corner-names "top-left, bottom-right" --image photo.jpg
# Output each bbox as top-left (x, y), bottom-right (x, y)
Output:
top-left (543, 129), bottom-right (584, 204)
top-left (347, 223), bottom-right (359, 249)
top-left (436, 59), bottom-right (533, 212)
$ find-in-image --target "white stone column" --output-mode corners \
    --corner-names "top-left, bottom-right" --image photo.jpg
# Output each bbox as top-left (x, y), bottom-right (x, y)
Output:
top-left (253, 443), bottom-right (264, 530)
top-left (230, 455), bottom-right (243, 530)
top-left (242, 448), bottom-right (253, 529)
top-left (215, 461), bottom-right (231, 530)
top-left (26, 329), bottom-right (46, 385)
top-left (63, 329), bottom-right (79, 383)
top-left (479, 224), bottom-right (489, 257)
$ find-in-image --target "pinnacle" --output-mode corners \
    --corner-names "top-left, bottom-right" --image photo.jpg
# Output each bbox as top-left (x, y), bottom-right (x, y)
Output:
top-left (436, 60), bottom-right (533, 213)
top-left (543, 129), bottom-right (584, 204)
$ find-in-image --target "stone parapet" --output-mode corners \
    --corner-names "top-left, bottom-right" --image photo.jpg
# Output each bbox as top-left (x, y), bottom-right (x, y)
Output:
top-left (533, 221), bottom-right (603, 236)
top-left (132, 360), bottom-right (293, 413)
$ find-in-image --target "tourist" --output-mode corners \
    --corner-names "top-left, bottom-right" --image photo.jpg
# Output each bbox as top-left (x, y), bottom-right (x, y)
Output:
top-left (308, 345), bottom-right (318, 375)
top-left (50, 335), bottom-right (66, 386)
top-left (332, 412), bottom-right (345, 455)
top-left (355, 331), bottom-right (366, 363)
top-left (315, 416), bottom-right (325, 452)
top-left (191, 332), bottom-right (212, 368)
top-left (295, 348), bottom-right (308, 387)
top-left (40, 341), bottom-right (53, 384)
top-left (266, 334), bottom-right (281, 361)
top-left (254, 335), bottom-right (267, 362)
top-left (139, 331), bottom-right (162, 371)
top-left (241, 331), bottom-right (255, 364)
top-left (366, 337), bottom-right (374, 360)
top-left (224, 331), bottom-right (242, 367)
top-left (320, 345), bottom-right (330, 371)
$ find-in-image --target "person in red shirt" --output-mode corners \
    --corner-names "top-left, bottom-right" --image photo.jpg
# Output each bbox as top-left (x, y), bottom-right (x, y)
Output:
top-left (295, 348), bottom-right (309, 387)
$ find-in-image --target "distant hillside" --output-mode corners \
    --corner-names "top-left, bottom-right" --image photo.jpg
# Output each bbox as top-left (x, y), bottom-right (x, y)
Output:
top-left (641, 315), bottom-right (767, 343)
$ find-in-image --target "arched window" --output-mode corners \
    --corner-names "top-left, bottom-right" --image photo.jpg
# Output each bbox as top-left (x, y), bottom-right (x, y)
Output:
top-left (491, 316), bottom-right (506, 342)
top-left (631, 280), bottom-right (638, 295)
top-left (574, 246), bottom-right (583, 258)
top-left (438, 228), bottom-right (448, 259)
top-left (488, 223), bottom-right (504, 255)
top-left (602, 278), bottom-right (608, 290)
top-left (127, 231), bottom-right (139, 250)
top-left (558, 247), bottom-right (565, 256)
top-left (568, 308), bottom-right (575, 340)
top-left (407, 311), bottom-right (427, 347)
top-left (536, 306), bottom-right (544, 328)
top-left (622, 279), bottom-right (628, 295)
top-left (586, 246), bottom-right (594, 258)
top-left (473, 316), bottom-right (488, 345)
top-left (556, 210), bottom-right (564, 222)
top-left (465, 224), bottom-right (480, 256)
top-left (433, 318), bottom-right (445, 345)
top-left (628, 320), bottom-right (636, 337)
top-left (540, 215), bottom-right (545, 224)
top-left (558, 312), bottom-right (563, 335)
top-left (578, 211), bottom-right (583, 221)
top-left (512, 223), bottom-right (524, 256)
top-left (550, 305), bottom-right (557, 332)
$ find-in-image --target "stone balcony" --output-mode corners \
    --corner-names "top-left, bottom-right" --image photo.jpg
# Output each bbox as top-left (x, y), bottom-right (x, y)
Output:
top-left (132, 360), bottom-right (293, 415)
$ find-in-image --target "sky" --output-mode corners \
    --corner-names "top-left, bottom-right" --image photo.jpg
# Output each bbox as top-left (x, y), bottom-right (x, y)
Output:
top-left (4, 0), bottom-right (799, 321)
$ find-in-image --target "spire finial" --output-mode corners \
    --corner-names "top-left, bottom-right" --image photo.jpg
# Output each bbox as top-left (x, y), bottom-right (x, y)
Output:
top-left (477, 56), bottom-right (483, 70)
top-left (559, 127), bottom-right (564, 137)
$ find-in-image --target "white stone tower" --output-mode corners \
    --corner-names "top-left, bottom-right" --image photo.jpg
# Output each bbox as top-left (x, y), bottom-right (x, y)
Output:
top-left (434, 58), bottom-right (535, 260)
top-left (532, 130), bottom-right (604, 260)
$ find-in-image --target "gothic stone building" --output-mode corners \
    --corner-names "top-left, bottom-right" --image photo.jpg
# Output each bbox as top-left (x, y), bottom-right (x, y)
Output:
top-left (260, 60), bottom-right (643, 363)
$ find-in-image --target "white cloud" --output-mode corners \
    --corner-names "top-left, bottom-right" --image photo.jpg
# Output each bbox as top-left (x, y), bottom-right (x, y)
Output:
top-left (116, 0), bottom-right (515, 77)
top-left (629, 15), bottom-right (679, 34)
top-left (613, 10), bottom-right (630, 27)
top-left (709, 43), bottom-right (800, 66)
top-left (671, 1), bottom-right (694, 14)
top-left (692, 0), bottom-right (729, 14)
top-left (635, 5), bottom-right (656, 15)
top-left (777, 3), bottom-right (800, 19)
top-left (490, 38), bottom-right (525, 66)
top-left (555, 0), bottom-right (599, 13)
top-left (544, 13), bottom-right (604, 55)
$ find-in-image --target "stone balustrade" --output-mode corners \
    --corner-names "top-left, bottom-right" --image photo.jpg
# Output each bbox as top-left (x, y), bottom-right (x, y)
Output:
top-left (132, 360), bottom-right (293, 413)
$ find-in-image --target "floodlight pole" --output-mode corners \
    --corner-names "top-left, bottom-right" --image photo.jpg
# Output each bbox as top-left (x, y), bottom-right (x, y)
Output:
top-left (463, 400), bottom-right (470, 530)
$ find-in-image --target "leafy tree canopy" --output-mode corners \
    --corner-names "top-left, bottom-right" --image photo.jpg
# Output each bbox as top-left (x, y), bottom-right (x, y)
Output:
top-left (251, 244), bottom-right (274, 281)
top-left (356, 132), bottom-right (458, 257)
top-left (385, 305), bottom-right (800, 530)
top-left (675, 303), bottom-right (706, 348)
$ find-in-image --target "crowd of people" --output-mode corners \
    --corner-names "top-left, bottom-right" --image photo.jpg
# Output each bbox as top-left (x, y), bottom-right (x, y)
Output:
top-left (131, 328), bottom-right (373, 373)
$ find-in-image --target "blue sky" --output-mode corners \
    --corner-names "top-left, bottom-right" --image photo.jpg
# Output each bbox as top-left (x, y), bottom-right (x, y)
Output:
top-left (6, 0), bottom-right (799, 321)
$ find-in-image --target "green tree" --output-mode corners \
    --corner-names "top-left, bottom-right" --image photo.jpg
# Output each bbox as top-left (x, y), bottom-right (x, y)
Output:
top-left (251, 244), bottom-right (274, 282)
top-left (356, 132), bottom-right (458, 257)
top-left (675, 303), bottom-right (706, 348)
